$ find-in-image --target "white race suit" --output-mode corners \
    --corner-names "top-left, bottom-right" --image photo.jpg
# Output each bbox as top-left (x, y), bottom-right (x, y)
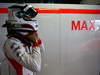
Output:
top-left (3, 36), bottom-right (44, 75)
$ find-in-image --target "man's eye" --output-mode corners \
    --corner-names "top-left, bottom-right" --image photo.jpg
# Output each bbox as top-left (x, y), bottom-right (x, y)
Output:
top-left (36, 25), bottom-right (38, 28)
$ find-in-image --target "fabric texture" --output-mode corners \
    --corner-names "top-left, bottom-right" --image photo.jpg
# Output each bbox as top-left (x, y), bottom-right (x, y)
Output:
top-left (3, 37), bottom-right (43, 75)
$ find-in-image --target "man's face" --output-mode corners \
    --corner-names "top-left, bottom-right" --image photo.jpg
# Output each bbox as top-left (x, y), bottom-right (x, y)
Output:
top-left (25, 32), bottom-right (39, 42)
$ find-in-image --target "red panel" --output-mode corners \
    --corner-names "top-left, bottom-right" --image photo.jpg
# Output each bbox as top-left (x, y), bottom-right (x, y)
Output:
top-left (0, 8), bottom-right (100, 14)
top-left (0, 8), bottom-right (8, 14)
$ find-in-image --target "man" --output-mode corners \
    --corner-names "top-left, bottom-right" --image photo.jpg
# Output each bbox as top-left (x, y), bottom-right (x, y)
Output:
top-left (3, 3), bottom-right (44, 75)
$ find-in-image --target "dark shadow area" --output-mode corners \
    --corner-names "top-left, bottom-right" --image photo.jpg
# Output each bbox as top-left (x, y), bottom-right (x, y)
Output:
top-left (0, 0), bottom-right (100, 4)
top-left (0, 0), bottom-right (82, 4)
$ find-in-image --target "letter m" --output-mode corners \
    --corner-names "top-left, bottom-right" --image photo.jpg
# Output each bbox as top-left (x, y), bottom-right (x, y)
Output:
top-left (72, 20), bottom-right (80, 30)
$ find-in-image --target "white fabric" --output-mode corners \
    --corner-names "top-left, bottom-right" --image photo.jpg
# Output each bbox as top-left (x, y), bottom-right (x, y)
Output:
top-left (3, 37), bottom-right (43, 75)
